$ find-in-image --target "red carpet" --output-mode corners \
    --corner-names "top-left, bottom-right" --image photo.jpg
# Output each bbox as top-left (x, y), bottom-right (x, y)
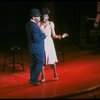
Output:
top-left (0, 47), bottom-right (100, 98)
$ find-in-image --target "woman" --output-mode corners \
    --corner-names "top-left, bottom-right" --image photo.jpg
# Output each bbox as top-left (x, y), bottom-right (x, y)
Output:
top-left (39, 8), bottom-right (68, 82)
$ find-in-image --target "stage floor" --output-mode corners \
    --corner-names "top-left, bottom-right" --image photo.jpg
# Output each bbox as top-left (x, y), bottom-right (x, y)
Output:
top-left (0, 46), bottom-right (100, 99)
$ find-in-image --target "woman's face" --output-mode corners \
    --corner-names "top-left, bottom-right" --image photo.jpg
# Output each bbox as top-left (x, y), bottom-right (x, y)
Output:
top-left (42, 14), bottom-right (49, 22)
top-left (96, 13), bottom-right (100, 23)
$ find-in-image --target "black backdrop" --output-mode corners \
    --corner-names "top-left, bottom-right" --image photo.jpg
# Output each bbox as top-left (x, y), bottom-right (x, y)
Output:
top-left (0, 1), bottom-right (97, 49)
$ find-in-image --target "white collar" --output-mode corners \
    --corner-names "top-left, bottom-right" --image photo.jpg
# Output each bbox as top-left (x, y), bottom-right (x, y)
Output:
top-left (30, 19), bottom-right (37, 23)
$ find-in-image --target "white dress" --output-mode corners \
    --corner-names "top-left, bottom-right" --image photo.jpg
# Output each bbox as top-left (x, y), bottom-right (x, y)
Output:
top-left (40, 21), bottom-right (58, 65)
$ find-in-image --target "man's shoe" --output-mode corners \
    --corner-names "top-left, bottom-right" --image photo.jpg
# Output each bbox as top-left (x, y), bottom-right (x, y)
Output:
top-left (29, 80), bottom-right (41, 86)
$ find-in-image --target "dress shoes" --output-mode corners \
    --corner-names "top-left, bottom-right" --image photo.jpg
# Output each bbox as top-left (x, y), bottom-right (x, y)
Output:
top-left (29, 80), bottom-right (41, 86)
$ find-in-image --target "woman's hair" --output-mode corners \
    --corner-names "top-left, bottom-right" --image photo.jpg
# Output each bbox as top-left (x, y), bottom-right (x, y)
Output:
top-left (41, 8), bottom-right (50, 15)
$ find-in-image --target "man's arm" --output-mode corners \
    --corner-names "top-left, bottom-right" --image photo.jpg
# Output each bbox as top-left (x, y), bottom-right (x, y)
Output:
top-left (31, 23), bottom-right (46, 43)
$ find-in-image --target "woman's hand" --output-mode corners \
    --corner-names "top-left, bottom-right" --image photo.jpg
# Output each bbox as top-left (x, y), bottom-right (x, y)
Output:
top-left (61, 33), bottom-right (69, 38)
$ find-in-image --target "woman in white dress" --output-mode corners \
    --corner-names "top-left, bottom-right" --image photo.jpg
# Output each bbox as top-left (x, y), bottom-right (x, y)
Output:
top-left (39, 8), bottom-right (68, 82)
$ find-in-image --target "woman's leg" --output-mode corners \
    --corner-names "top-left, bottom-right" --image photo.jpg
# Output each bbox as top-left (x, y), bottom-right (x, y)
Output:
top-left (41, 66), bottom-right (45, 82)
top-left (51, 63), bottom-right (58, 80)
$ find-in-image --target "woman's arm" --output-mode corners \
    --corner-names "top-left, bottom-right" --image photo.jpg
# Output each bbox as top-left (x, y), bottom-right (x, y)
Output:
top-left (50, 21), bottom-right (69, 39)
top-left (50, 21), bottom-right (62, 39)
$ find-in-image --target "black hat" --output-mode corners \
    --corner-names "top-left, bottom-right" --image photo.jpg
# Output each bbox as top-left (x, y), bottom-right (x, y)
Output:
top-left (30, 9), bottom-right (41, 17)
top-left (42, 8), bottom-right (50, 15)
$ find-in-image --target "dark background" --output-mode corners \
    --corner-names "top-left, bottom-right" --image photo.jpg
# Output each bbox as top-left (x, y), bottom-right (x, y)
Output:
top-left (0, 1), bottom-right (97, 49)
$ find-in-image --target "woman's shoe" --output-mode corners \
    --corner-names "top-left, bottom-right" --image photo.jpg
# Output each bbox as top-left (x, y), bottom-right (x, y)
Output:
top-left (54, 76), bottom-right (59, 81)
top-left (41, 78), bottom-right (45, 82)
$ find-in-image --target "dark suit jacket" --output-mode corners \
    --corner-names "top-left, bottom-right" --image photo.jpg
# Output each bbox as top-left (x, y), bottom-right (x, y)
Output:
top-left (26, 21), bottom-right (46, 55)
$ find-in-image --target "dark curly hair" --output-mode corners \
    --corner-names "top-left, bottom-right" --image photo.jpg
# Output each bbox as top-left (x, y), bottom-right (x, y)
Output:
top-left (41, 8), bottom-right (50, 15)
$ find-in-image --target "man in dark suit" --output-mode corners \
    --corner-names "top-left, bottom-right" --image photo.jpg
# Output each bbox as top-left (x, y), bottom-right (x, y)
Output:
top-left (26, 9), bottom-right (46, 86)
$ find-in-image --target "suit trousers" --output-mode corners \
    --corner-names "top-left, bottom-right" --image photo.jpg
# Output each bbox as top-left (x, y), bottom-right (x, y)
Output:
top-left (30, 53), bottom-right (44, 82)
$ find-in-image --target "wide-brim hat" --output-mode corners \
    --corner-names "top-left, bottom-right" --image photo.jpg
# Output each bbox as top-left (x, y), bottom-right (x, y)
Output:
top-left (30, 9), bottom-right (41, 17)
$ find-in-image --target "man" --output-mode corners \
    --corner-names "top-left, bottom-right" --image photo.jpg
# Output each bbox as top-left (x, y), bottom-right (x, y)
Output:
top-left (26, 9), bottom-right (46, 86)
